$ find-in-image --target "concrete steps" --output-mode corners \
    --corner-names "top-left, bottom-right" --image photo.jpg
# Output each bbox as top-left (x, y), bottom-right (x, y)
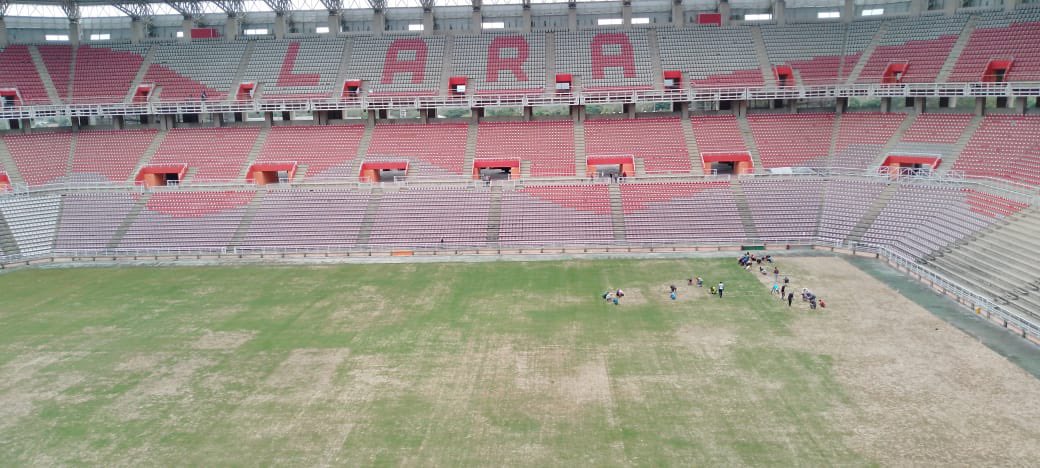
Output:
top-left (28, 45), bottom-right (63, 104)
top-left (647, 29), bottom-right (664, 91)
top-left (845, 183), bottom-right (898, 245)
top-left (544, 33), bottom-right (556, 96)
top-left (439, 35), bottom-right (455, 96)
top-left (106, 193), bottom-right (152, 250)
top-left (938, 115), bottom-right (984, 175)
top-left (826, 112), bottom-right (843, 166)
top-left (736, 116), bottom-right (765, 172)
top-left (486, 185), bottom-right (502, 243)
top-left (356, 188), bottom-right (383, 245)
top-left (125, 45), bottom-right (157, 103)
top-left (293, 164), bottom-right (309, 182)
top-left (845, 23), bottom-right (887, 84)
top-left (128, 129), bottom-right (169, 183)
top-left (228, 191), bottom-right (266, 248)
top-left (681, 113), bottom-right (703, 175)
top-left (520, 160), bottom-right (532, 178)
top-left (574, 119), bottom-right (586, 177)
top-left (869, 112), bottom-right (919, 169)
top-left (464, 120), bottom-right (478, 174)
top-left (66, 47), bottom-right (78, 103)
top-left (633, 158), bottom-right (646, 177)
top-left (181, 167), bottom-right (199, 184)
top-left (227, 42), bottom-right (255, 101)
top-left (936, 16), bottom-right (976, 83)
top-left (730, 180), bottom-right (760, 242)
top-left (237, 126), bottom-right (271, 180)
top-left (750, 27), bottom-right (776, 88)
top-left (0, 208), bottom-right (21, 257)
top-left (66, 132), bottom-right (77, 182)
top-left (608, 184), bottom-right (625, 241)
top-left (345, 123), bottom-right (375, 179)
top-left (0, 137), bottom-right (26, 186)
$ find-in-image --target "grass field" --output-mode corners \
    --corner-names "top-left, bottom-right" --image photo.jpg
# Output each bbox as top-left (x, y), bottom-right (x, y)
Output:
top-left (1, 257), bottom-right (1039, 466)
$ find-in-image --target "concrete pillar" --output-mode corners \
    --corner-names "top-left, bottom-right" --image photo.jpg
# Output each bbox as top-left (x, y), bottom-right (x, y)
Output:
top-left (522, 8), bottom-right (532, 32)
top-left (273, 14), bottom-right (287, 39)
top-left (909, 0), bottom-right (925, 16)
top-left (113, 115), bottom-right (125, 129)
top-left (836, 97), bottom-right (848, 114)
top-left (1013, 96), bottom-right (1027, 114)
top-left (181, 18), bottom-right (193, 42)
top-left (622, 1), bottom-right (633, 28)
top-left (974, 97), bottom-right (985, 116)
top-left (624, 103), bottom-right (636, 117)
top-left (913, 96), bottom-right (926, 114)
top-left (372, 10), bottom-right (385, 35)
top-left (570, 104), bottom-right (585, 122)
top-left (672, 1), bottom-right (685, 27)
top-left (423, 10), bottom-right (435, 35)
top-left (523, 106), bottom-right (533, 121)
top-left (470, 8), bottom-right (481, 32)
top-left (0, 18), bottom-right (7, 48)
top-left (367, 109), bottom-right (378, 124)
top-left (327, 12), bottom-right (341, 35)
top-left (263, 111), bottom-right (274, 127)
top-left (719, 1), bottom-right (731, 26)
top-left (735, 100), bottom-right (748, 117)
top-left (20, 118), bottom-right (31, 131)
top-left (69, 20), bottom-right (80, 47)
top-left (568, 5), bottom-right (577, 31)
top-left (786, 98), bottom-right (798, 113)
top-left (774, 0), bottom-right (786, 26)
top-left (131, 18), bottom-right (146, 43)
top-left (225, 16), bottom-right (239, 40)
top-left (880, 97), bottom-right (891, 113)
top-left (843, 0), bottom-right (855, 22)
top-left (1006, 0), bottom-right (1020, 12)
top-left (677, 101), bottom-right (690, 118)
top-left (470, 107), bottom-right (484, 123)
top-left (944, 0), bottom-right (957, 15)
top-left (315, 110), bottom-right (328, 125)
top-left (213, 113), bottom-right (225, 126)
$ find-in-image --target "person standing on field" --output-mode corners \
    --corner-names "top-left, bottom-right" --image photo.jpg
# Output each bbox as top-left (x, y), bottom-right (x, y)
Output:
top-left (718, 282), bottom-right (725, 298)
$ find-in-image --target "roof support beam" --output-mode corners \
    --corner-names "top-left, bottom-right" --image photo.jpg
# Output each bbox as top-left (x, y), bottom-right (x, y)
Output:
top-left (263, 0), bottom-right (292, 15)
top-left (60, 0), bottom-right (79, 21)
top-left (421, 0), bottom-right (435, 11)
top-left (319, 0), bottom-right (342, 13)
top-left (0, 0), bottom-right (9, 18)
top-left (113, 1), bottom-right (153, 21)
top-left (165, 0), bottom-right (203, 20)
top-left (368, 0), bottom-right (386, 12)
top-left (212, 0), bottom-right (244, 17)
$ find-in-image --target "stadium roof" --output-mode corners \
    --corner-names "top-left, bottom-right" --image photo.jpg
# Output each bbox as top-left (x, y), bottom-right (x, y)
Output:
top-left (0, 0), bottom-right (621, 20)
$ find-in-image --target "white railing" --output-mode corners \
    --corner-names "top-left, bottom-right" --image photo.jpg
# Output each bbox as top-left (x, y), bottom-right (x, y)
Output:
top-left (2, 82), bottom-right (1039, 118)
top-left (877, 245), bottom-right (1040, 341)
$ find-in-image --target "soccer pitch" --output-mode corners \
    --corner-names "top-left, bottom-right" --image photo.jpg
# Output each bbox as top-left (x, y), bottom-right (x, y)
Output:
top-left (1, 256), bottom-right (1038, 466)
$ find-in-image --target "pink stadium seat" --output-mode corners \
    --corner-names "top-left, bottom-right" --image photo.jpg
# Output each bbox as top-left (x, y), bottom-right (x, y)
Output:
top-left (0, 46), bottom-right (51, 104)
top-left (955, 115), bottom-right (1040, 185)
top-left (2, 132), bottom-right (72, 186)
top-left (584, 118), bottom-right (690, 174)
top-left (37, 45), bottom-right (73, 102)
top-left (257, 125), bottom-right (365, 179)
top-left (500, 184), bottom-right (613, 245)
top-left (367, 123), bottom-right (468, 176)
top-left (691, 115), bottom-right (747, 155)
top-left (477, 121), bottom-right (575, 177)
top-left (831, 113), bottom-right (905, 170)
top-left (71, 129), bottom-right (158, 182)
top-left (71, 46), bottom-right (146, 103)
top-left (901, 114), bottom-right (973, 144)
top-left (747, 113), bottom-right (834, 168)
top-left (150, 128), bottom-right (261, 182)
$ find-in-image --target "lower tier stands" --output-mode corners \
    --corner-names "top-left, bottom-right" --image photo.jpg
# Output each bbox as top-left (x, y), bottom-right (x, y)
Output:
top-left (54, 193), bottom-right (136, 251)
top-left (0, 194), bottom-right (60, 258)
top-left (368, 188), bottom-right (490, 247)
top-left (240, 189), bottom-right (369, 249)
top-left (477, 121), bottom-right (575, 177)
top-left (746, 113), bottom-right (834, 168)
top-left (816, 179), bottom-right (888, 244)
top-left (256, 125), bottom-right (365, 179)
top-left (118, 191), bottom-right (255, 251)
top-left (500, 185), bottom-right (614, 245)
top-left (620, 182), bottom-right (747, 244)
top-left (740, 178), bottom-right (824, 243)
top-left (583, 118), bottom-right (691, 174)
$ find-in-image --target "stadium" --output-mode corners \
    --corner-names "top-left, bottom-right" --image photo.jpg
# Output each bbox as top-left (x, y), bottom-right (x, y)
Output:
top-left (1, 0), bottom-right (1040, 464)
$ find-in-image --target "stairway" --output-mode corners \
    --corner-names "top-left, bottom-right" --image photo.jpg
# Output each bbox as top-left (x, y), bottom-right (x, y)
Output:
top-left (227, 42), bottom-right (255, 101)
top-left (0, 138), bottom-right (26, 186)
top-left (633, 158), bottom-right (646, 177)
top-left (647, 29), bottom-right (665, 91)
top-left (868, 112), bottom-right (919, 168)
top-left (544, 33), bottom-right (556, 96)
top-left (66, 47), bottom-right (78, 103)
top-left (28, 46), bottom-right (63, 104)
top-left (845, 183), bottom-right (898, 245)
top-left (464, 120), bottom-right (478, 173)
top-left (826, 112), bottom-right (843, 166)
top-left (293, 165), bottom-right (309, 182)
top-left (66, 132), bottom-right (78, 181)
top-left (845, 23), bottom-right (888, 84)
top-left (332, 38), bottom-right (355, 97)
top-left (128, 129), bottom-right (169, 183)
top-left (439, 35), bottom-right (456, 96)
top-left (750, 27), bottom-right (776, 88)
top-left (0, 209), bottom-right (22, 257)
top-left (736, 116), bottom-right (765, 172)
top-left (356, 188), bottom-right (383, 245)
top-left (682, 114), bottom-right (703, 175)
top-left (574, 119), bottom-right (587, 177)
top-left (228, 191), bottom-right (266, 248)
top-left (486, 185), bottom-right (502, 243)
top-left (730, 180), bottom-right (760, 243)
top-left (346, 122), bottom-right (375, 179)
top-left (237, 127), bottom-right (271, 180)
top-left (520, 160), bottom-right (532, 178)
top-left (106, 193), bottom-right (151, 250)
top-left (936, 16), bottom-right (975, 83)
top-left (180, 167), bottom-right (199, 184)
top-left (938, 115), bottom-right (984, 175)
top-left (608, 184), bottom-right (626, 241)
top-left (125, 45), bottom-right (157, 103)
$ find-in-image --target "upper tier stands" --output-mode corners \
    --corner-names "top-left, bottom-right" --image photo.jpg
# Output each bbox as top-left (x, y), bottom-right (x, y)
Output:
top-left (761, 23), bottom-right (853, 86)
top-left (657, 27), bottom-right (764, 87)
top-left (951, 9), bottom-right (1040, 82)
top-left (368, 123), bottom-right (468, 176)
top-left (145, 41), bottom-right (246, 101)
top-left (38, 45), bottom-right (73, 102)
top-left (583, 118), bottom-right (690, 174)
top-left (75, 45), bottom-right (149, 103)
top-left (243, 38), bottom-right (346, 99)
top-left (856, 15), bottom-right (968, 83)
top-left (256, 125), bottom-right (365, 179)
top-left (555, 30), bottom-right (655, 90)
top-left (690, 115), bottom-right (748, 155)
top-left (348, 36), bottom-right (445, 95)
top-left (0, 45), bottom-right (51, 104)
top-left (746, 113), bottom-right (834, 168)
top-left (476, 121), bottom-right (575, 177)
top-left (452, 33), bottom-right (547, 94)
top-left (149, 127), bottom-right (261, 181)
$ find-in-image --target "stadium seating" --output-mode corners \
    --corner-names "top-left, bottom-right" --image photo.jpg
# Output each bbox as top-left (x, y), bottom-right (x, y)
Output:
top-left (830, 113), bottom-right (906, 170)
top-left (657, 27), bottom-right (764, 87)
top-left (149, 127), bottom-right (261, 182)
top-left (119, 191), bottom-right (254, 250)
top-left (452, 33), bottom-right (547, 94)
top-left (38, 45), bottom-right (73, 102)
top-left (555, 30), bottom-right (655, 90)
top-left (347, 36), bottom-right (445, 95)
top-left (856, 15), bottom-right (968, 83)
top-left (0, 45), bottom-right (51, 103)
top-left (620, 182), bottom-right (746, 243)
top-left (583, 118), bottom-right (690, 174)
top-left (500, 185), bottom-right (614, 245)
top-left (476, 121), bottom-right (575, 177)
top-left (690, 115), bottom-right (747, 154)
top-left (54, 193), bottom-right (136, 251)
top-left (144, 42), bottom-right (247, 101)
top-left (954, 115), bottom-right (1040, 185)
top-left (368, 188), bottom-right (490, 246)
top-left (368, 123), bottom-right (468, 176)
top-left (2, 132), bottom-right (72, 186)
top-left (73, 45), bottom-right (148, 103)
top-left (241, 189), bottom-right (369, 249)
top-left (71, 129), bottom-right (158, 182)
top-left (256, 125), bottom-right (365, 179)
top-left (815, 178), bottom-right (887, 244)
top-left (951, 9), bottom-right (1040, 82)
top-left (746, 113), bottom-right (834, 168)
top-left (243, 38), bottom-right (346, 99)
top-left (760, 23), bottom-right (849, 86)
top-left (0, 194), bottom-right (61, 258)
top-left (900, 113), bottom-right (973, 144)
top-left (740, 178), bottom-right (824, 243)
